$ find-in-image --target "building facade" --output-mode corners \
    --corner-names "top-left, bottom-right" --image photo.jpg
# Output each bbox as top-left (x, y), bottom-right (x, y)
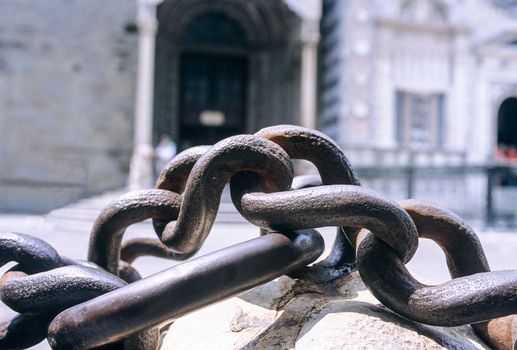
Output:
top-left (0, 0), bottom-right (516, 214)
top-left (153, 0), bottom-right (320, 149)
top-left (317, 0), bottom-right (517, 218)
top-left (0, 0), bottom-right (320, 212)
top-left (0, 1), bottom-right (139, 212)
top-left (319, 0), bottom-right (517, 169)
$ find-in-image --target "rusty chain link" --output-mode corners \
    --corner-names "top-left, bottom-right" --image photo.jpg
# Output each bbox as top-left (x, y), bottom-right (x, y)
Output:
top-left (0, 125), bottom-right (515, 350)
top-left (0, 233), bottom-right (159, 349)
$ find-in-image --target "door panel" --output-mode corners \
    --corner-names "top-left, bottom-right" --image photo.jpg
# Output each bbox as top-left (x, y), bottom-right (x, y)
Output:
top-left (179, 52), bottom-right (247, 148)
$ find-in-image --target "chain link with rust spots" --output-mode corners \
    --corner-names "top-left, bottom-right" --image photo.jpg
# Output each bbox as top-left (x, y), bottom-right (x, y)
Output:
top-left (0, 125), bottom-right (515, 350)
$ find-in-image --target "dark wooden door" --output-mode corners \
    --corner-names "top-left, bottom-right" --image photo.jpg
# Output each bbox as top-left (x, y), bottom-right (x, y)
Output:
top-left (179, 52), bottom-right (247, 149)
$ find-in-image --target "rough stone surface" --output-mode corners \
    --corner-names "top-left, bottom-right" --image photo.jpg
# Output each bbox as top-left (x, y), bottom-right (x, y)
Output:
top-left (0, 0), bottom-right (137, 213)
top-left (162, 272), bottom-right (489, 350)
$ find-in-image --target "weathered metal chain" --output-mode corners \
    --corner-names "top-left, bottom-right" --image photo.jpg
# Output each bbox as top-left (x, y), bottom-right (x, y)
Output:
top-left (0, 125), bottom-right (515, 350)
top-left (358, 200), bottom-right (517, 350)
top-left (0, 233), bottom-right (159, 349)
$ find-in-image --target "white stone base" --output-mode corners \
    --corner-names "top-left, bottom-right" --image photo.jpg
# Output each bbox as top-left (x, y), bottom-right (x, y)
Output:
top-left (161, 272), bottom-right (488, 350)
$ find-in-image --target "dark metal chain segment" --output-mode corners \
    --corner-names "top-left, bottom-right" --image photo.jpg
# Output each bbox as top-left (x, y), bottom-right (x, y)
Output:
top-left (0, 125), bottom-right (515, 350)
top-left (0, 233), bottom-right (159, 349)
top-left (357, 200), bottom-right (517, 350)
top-left (48, 229), bottom-right (324, 349)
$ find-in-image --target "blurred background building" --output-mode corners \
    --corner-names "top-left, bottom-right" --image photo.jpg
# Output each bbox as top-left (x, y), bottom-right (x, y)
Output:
top-left (0, 0), bottom-right (516, 224)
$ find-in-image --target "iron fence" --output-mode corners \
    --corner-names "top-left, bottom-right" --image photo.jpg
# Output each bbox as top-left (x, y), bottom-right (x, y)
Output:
top-left (356, 164), bottom-right (517, 228)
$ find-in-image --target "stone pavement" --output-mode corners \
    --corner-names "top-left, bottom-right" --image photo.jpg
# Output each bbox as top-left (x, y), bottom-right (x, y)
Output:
top-left (0, 189), bottom-right (516, 349)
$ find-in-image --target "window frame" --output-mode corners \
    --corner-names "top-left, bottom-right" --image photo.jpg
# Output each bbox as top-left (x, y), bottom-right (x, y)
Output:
top-left (396, 90), bottom-right (445, 149)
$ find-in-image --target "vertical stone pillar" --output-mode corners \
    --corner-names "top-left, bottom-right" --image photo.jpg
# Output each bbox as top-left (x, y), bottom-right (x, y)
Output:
top-left (375, 28), bottom-right (395, 149)
top-left (300, 21), bottom-right (319, 129)
top-left (448, 31), bottom-right (469, 153)
top-left (129, 0), bottom-right (162, 190)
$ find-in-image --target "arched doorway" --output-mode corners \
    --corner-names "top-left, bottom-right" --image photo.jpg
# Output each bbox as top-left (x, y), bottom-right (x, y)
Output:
top-left (178, 12), bottom-right (248, 149)
top-left (153, 0), bottom-right (309, 152)
top-left (497, 97), bottom-right (517, 154)
top-left (496, 97), bottom-right (517, 190)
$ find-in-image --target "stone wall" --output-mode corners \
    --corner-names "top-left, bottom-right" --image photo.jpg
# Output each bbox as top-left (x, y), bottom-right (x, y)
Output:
top-left (0, 0), bottom-right (138, 213)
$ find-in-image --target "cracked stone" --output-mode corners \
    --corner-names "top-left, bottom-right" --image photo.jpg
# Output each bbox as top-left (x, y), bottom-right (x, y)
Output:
top-left (161, 272), bottom-right (490, 350)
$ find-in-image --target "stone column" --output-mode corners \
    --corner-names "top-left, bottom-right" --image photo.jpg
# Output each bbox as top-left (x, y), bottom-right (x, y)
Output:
top-left (447, 32), bottom-right (469, 153)
top-left (375, 28), bottom-right (395, 149)
top-left (299, 21), bottom-right (319, 129)
top-left (129, 0), bottom-right (162, 190)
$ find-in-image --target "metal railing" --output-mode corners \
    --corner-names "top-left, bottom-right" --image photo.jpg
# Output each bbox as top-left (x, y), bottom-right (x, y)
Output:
top-left (356, 164), bottom-right (517, 227)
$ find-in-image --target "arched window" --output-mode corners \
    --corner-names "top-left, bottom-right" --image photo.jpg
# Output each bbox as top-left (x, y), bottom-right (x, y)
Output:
top-left (400, 0), bottom-right (418, 19)
top-left (181, 12), bottom-right (247, 47)
top-left (399, 0), bottom-right (448, 24)
top-left (430, 3), bottom-right (447, 22)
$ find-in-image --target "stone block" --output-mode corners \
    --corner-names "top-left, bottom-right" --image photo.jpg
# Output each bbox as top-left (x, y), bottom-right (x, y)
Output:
top-left (162, 272), bottom-right (488, 350)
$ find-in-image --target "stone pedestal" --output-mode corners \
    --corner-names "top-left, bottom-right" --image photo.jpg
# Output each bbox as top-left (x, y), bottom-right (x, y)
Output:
top-left (161, 272), bottom-right (488, 349)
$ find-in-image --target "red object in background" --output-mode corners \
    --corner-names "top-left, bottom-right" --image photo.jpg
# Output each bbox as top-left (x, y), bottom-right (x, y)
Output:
top-left (507, 147), bottom-right (517, 161)
top-left (495, 147), bottom-right (507, 161)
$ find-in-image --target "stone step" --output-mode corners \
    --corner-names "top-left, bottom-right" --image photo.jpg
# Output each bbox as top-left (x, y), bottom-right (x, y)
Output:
top-left (46, 188), bottom-right (246, 234)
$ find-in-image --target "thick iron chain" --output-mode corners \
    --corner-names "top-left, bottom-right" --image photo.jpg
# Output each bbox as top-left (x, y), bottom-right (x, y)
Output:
top-left (0, 233), bottom-right (159, 349)
top-left (0, 125), bottom-right (514, 350)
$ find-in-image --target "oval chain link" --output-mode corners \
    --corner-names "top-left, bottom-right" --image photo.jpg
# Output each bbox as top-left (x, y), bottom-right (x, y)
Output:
top-left (0, 125), bottom-right (514, 350)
